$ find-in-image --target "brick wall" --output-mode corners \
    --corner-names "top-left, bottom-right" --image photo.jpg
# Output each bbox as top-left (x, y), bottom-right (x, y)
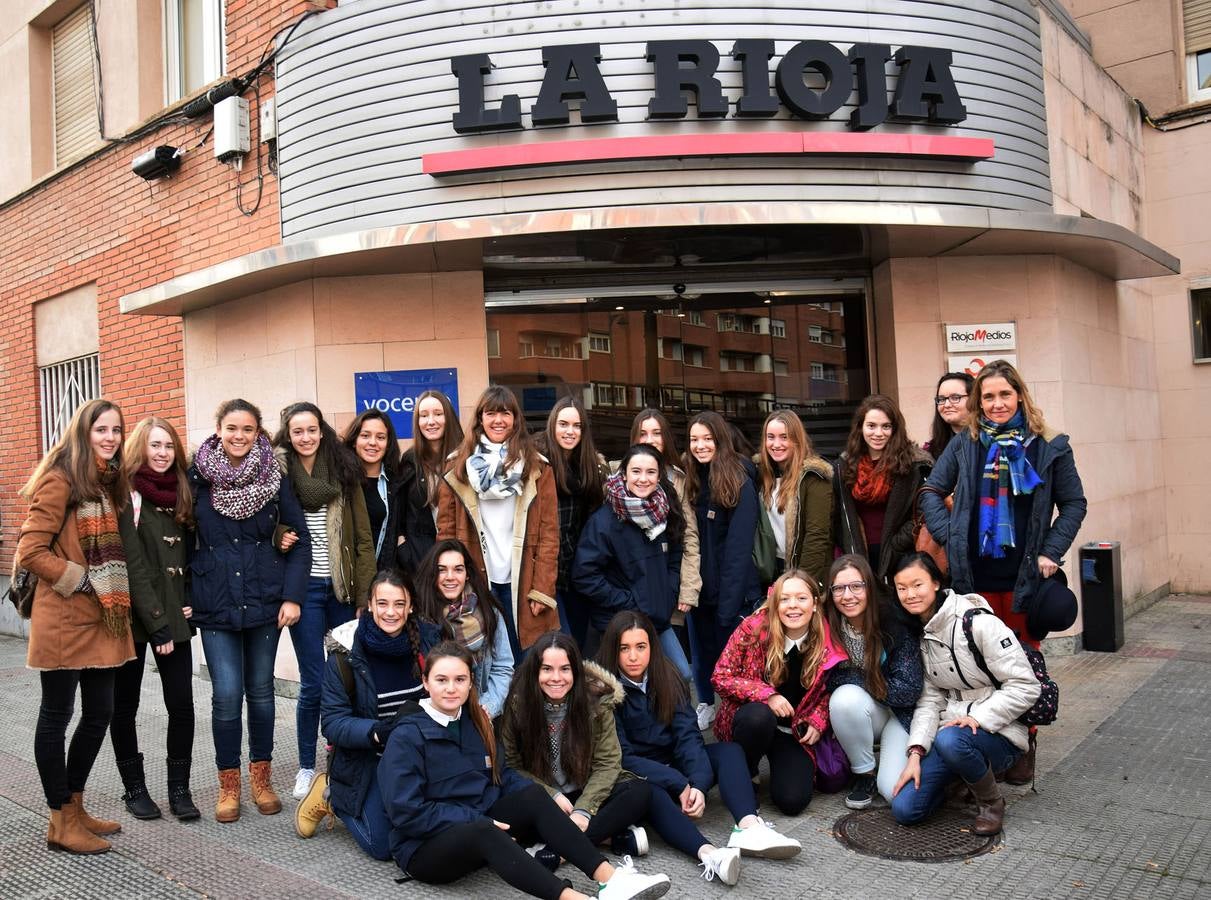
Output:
top-left (0, 1), bottom-right (334, 567)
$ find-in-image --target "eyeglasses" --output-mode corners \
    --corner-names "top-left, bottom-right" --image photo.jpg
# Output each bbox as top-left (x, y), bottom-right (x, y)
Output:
top-left (934, 394), bottom-right (968, 407)
top-left (830, 581), bottom-right (867, 598)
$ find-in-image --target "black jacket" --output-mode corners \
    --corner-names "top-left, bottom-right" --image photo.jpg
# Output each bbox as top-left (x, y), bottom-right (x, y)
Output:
top-left (833, 452), bottom-right (932, 584)
top-left (394, 450), bottom-right (437, 574)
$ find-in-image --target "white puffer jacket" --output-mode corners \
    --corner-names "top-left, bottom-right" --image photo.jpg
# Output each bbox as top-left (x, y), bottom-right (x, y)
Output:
top-left (908, 589), bottom-right (1042, 752)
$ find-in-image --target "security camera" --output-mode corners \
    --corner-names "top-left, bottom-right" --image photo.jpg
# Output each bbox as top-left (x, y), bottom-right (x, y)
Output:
top-left (673, 283), bottom-right (686, 296)
top-left (132, 146), bottom-right (182, 180)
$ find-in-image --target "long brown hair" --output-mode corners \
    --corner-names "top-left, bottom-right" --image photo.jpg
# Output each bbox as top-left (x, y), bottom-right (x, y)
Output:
top-left (683, 411), bottom-right (746, 509)
top-left (758, 410), bottom-right (810, 513)
top-left (412, 389), bottom-right (464, 504)
top-left (755, 569), bottom-right (828, 691)
top-left (23, 398), bottom-right (130, 510)
top-left (825, 554), bottom-right (887, 701)
top-left (630, 408), bottom-right (681, 472)
top-left (448, 386), bottom-right (536, 485)
top-left (342, 409), bottom-right (402, 479)
top-left (927, 372), bottom-right (974, 462)
top-left (273, 401), bottom-right (363, 498)
top-left (502, 631), bottom-right (594, 787)
top-left (423, 641), bottom-right (501, 784)
top-left (595, 610), bottom-right (687, 726)
top-left (413, 538), bottom-right (502, 651)
top-left (842, 395), bottom-right (917, 485)
top-left (534, 395), bottom-right (604, 509)
top-left (967, 359), bottom-right (1047, 438)
top-left (124, 416), bottom-right (194, 525)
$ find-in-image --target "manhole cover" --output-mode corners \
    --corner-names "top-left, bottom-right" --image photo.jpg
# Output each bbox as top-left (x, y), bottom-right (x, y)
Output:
top-left (834, 807), bottom-right (1001, 862)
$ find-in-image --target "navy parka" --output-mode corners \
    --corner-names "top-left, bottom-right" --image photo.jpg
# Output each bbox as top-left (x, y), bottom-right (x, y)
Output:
top-left (320, 619), bottom-right (441, 818)
top-left (690, 459), bottom-right (761, 627)
top-left (613, 679), bottom-right (713, 795)
top-left (378, 704), bottom-right (533, 873)
top-left (187, 468), bottom-right (311, 631)
top-left (573, 503), bottom-right (683, 632)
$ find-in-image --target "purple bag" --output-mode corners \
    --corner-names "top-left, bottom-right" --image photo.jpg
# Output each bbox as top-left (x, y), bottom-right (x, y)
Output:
top-left (813, 728), bottom-right (851, 794)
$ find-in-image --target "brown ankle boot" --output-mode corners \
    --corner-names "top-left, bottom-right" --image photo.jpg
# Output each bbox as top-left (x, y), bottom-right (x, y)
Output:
top-left (216, 768), bottom-right (242, 823)
top-left (48, 803), bottom-right (111, 854)
top-left (69, 792), bottom-right (121, 836)
top-left (248, 761), bottom-right (281, 815)
top-left (967, 768), bottom-right (1006, 836)
top-left (1003, 731), bottom-right (1037, 786)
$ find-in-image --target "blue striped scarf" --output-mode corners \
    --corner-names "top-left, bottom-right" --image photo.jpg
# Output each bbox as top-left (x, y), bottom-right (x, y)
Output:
top-left (977, 412), bottom-right (1043, 559)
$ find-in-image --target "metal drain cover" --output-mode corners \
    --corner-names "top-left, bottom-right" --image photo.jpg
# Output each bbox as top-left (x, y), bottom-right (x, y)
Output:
top-left (834, 807), bottom-right (1001, 862)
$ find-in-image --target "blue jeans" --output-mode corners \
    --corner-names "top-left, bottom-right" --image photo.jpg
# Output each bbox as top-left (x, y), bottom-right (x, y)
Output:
top-left (892, 726), bottom-right (1021, 825)
top-left (492, 582), bottom-right (524, 661)
top-left (557, 588), bottom-right (591, 649)
top-left (290, 577), bottom-right (357, 769)
top-left (659, 627), bottom-right (692, 683)
top-left (705, 741), bottom-right (759, 822)
top-left (336, 768), bottom-right (392, 861)
top-left (200, 624), bottom-right (281, 771)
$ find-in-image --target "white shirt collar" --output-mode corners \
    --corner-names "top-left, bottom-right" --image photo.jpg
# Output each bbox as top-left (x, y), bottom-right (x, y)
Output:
top-left (784, 633), bottom-right (808, 653)
top-left (419, 698), bottom-right (462, 726)
top-left (623, 673), bottom-right (648, 693)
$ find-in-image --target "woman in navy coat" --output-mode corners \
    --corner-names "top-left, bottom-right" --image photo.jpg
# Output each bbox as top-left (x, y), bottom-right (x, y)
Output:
top-left (376, 642), bottom-right (671, 900)
top-left (574, 445), bottom-right (689, 679)
top-left (189, 398), bottom-right (310, 823)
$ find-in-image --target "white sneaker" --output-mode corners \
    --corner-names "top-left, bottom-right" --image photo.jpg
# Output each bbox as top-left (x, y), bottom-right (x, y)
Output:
top-left (695, 702), bottom-right (716, 731)
top-left (700, 846), bottom-right (741, 885)
top-left (292, 768), bottom-right (316, 800)
top-left (598, 855), bottom-right (671, 900)
top-left (726, 817), bottom-right (801, 859)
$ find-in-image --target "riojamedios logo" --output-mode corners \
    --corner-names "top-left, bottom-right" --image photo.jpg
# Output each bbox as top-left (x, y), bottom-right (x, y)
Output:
top-left (949, 329), bottom-right (1013, 342)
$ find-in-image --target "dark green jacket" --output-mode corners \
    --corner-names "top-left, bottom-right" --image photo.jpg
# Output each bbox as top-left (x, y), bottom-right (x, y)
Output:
top-left (127, 498), bottom-right (194, 644)
top-left (783, 456), bottom-right (836, 590)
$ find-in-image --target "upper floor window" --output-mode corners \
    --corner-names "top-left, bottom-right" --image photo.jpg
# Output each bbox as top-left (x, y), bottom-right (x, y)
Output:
top-left (1187, 1), bottom-right (1211, 101)
top-left (52, 5), bottom-right (100, 167)
top-left (166, 0), bottom-right (225, 102)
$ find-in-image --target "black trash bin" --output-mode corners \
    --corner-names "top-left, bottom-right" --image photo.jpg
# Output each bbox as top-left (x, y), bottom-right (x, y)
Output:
top-left (1080, 541), bottom-right (1124, 652)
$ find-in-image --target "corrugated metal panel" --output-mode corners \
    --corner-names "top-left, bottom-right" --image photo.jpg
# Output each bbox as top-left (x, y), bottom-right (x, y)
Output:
top-left (276, 0), bottom-right (1053, 241)
top-left (53, 4), bottom-right (100, 168)
top-left (1187, 0), bottom-right (1211, 54)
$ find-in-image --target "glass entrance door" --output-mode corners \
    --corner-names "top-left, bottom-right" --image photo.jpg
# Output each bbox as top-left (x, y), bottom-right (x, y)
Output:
top-left (486, 285), bottom-right (869, 461)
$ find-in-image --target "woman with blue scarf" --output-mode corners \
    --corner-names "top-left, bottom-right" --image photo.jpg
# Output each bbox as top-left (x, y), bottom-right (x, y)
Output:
top-left (919, 360), bottom-right (1086, 782)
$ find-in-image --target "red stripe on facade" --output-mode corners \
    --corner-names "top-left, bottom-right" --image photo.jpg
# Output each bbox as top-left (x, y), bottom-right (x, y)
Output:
top-left (422, 132), bottom-right (995, 175)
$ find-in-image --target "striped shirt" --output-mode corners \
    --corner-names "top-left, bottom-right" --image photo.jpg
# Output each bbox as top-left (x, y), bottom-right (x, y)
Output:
top-left (306, 506), bottom-right (330, 577)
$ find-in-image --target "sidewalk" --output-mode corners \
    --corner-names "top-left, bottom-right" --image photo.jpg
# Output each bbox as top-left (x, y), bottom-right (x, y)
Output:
top-left (1, 595), bottom-right (1209, 899)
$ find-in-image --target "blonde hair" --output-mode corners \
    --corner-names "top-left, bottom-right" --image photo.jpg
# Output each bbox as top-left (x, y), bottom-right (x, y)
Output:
top-left (758, 410), bottom-right (810, 514)
top-left (759, 569), bottom-right (827, 690)
top-left (967, 359), bottom-right (1047, 437)
top-left (124, 416), bottom-right (194, 525)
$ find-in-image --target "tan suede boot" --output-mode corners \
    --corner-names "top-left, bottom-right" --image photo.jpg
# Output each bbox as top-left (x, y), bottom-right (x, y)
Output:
top-left (967, 768), bottom-right (1007, 836)
top-left (216, 768), bottom-right (242, 823)
top-left (69, 792), bottom-right (121, 836)
top-left (248, 760), bottom-right (281, 815)
top-left (48, 803), bottom-right (110, 854)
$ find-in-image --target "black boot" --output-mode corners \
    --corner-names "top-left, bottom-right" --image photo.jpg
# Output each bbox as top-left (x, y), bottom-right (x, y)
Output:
top-left (166, 758), bottom-right (200, 821)
top-left (117, 754), bottom-right (162, 820)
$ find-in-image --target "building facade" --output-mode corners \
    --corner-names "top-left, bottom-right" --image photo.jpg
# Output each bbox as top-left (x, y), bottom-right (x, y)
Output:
top-left (2, 0), bottom-right (1209, 653)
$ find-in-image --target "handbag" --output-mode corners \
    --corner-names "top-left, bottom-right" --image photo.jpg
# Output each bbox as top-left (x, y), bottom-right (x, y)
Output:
top-left (812, 728), bottom-right (852, 794)
top-left (5, 509), bottom-right (67, 619)
top-left (752, 504), bottom-right (779, 587)
top-left (911, 485), bottom-right (951, 575)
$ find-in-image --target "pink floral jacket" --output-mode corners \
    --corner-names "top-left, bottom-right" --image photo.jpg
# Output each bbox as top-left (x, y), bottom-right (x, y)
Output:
top-left (711, 608), bottom-right (848, 761)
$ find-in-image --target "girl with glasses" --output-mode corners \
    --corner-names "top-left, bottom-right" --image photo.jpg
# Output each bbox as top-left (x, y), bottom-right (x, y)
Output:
top-left (925, 372), bottom-right (975, 462)
top-left (823, 554), bottom-right (922, 810)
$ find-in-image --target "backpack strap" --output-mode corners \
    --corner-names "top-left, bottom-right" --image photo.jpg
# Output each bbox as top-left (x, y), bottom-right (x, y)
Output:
top-left (961, 607), bottom-right (1003, 690)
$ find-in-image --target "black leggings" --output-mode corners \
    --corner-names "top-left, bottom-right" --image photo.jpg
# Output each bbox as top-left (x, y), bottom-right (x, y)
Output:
top-left (35, 668), bottom-right (116, 808)
top-left (569, 778), bottom-right (651, 847)
top-left (731, 702), bottom-right (816, 815)
top-left (110, 640), bottom-right (196, 762)
top-left (406, 783), bottom-right (608, 900)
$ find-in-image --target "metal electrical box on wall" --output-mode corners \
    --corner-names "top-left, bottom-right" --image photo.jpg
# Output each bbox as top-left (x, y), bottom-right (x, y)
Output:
top-left (214, 97), bottom-right (251, 162)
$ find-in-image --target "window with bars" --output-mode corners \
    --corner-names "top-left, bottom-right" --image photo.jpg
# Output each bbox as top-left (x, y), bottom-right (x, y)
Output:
top-left (40, 353), bottom-right (101, 452)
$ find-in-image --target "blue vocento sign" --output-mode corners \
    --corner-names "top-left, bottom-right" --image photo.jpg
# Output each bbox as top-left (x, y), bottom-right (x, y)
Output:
top-left (354, 368), bottom-right (459, 439)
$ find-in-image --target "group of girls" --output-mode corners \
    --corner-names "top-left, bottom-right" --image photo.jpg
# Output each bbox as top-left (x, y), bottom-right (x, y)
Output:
top-left (17, 356), bottom-right (1085, 890)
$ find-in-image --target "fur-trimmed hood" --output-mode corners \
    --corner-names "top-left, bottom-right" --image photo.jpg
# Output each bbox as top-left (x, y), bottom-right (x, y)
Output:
top-left (582, 658), bottom-right (625, 708)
